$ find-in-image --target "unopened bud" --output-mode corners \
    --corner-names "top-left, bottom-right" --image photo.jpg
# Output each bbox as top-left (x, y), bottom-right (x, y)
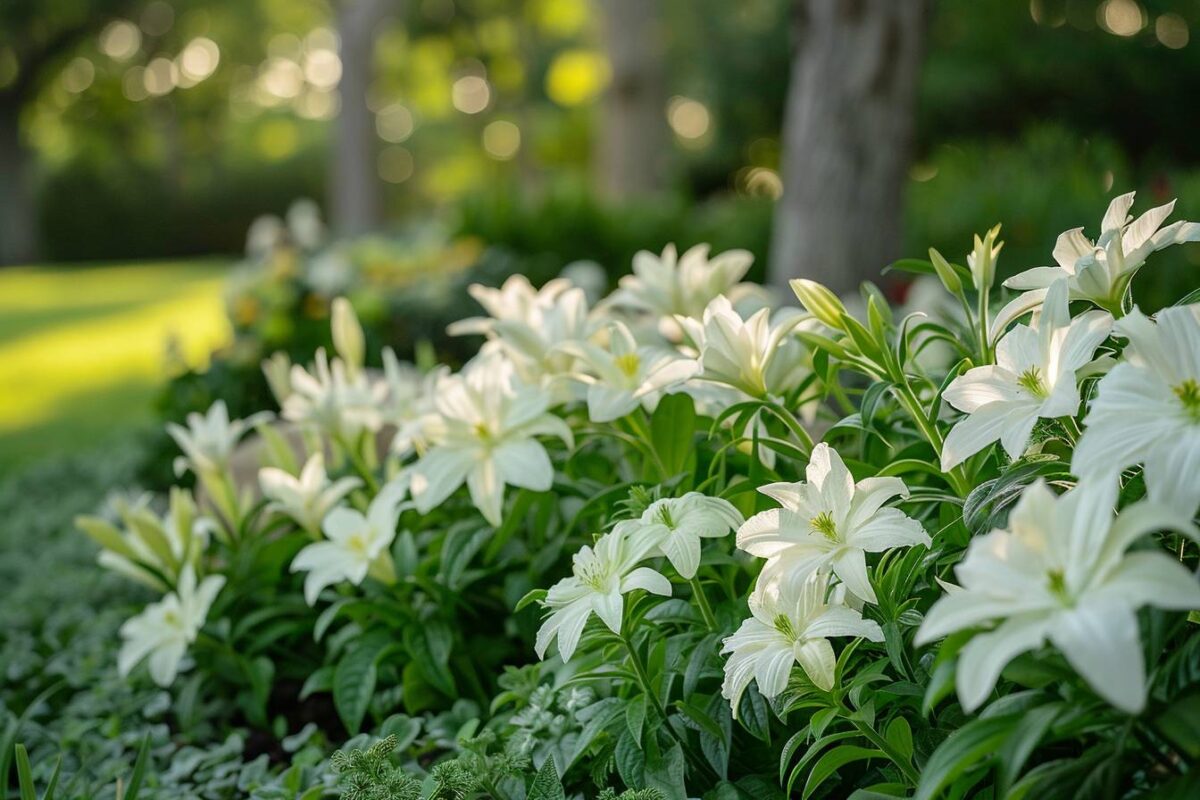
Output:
top-left (331, 297), bottom-right (365, 374)
top-left (790, 279), bottom-right (849, 331)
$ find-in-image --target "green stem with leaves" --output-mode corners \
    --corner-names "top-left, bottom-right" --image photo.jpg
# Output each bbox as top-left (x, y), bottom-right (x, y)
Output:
top-left (689, 577), bottom-right (719, 632)
top-left (839, 702), bottom-right (920, 786)
top-left (892, 381), bottom-right (971, 498)
top-left (619, 629), bottom-right (717, 782)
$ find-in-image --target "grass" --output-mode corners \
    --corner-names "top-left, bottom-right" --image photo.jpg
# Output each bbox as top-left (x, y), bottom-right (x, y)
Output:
top-left (0, 259), bottom-right (232, 473)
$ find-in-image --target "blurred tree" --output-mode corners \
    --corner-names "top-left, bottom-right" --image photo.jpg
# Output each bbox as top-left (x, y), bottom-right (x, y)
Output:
top-left (0, 0), bottom-right (136, 264)
top-left (769, 0), bottom-right (928, 294)
top-left (330, 0), bottom-right (394, 237)
top-left (596, 0), bottom-right (668, 198)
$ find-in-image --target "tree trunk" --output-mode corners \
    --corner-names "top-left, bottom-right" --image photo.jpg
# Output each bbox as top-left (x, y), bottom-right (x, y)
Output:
top-left (0, 95), bottom-right (37, 265)
top-left (768, 0), bottom-right (928, 296)
top-left (596, 0), bottom-right (667, 200)
top-left (330, 0), bottom-right (392, 239)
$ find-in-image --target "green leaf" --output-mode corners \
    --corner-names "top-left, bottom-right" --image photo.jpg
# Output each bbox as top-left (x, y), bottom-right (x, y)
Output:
top-left (515, 588), bottom-right (547, 613)
top-left (74, 516), bottom-right (139, 561)
top-left (299, 666), bottom-right (334, 700)
top-left (626, 695), bottom-right (647, 746)
top-left (393, 530), bottom-right (419, 578)
top-left (651, 393), bottom-right (697, 479)
top-left (676, 700), bottom-right (724, 740)
top-left (615, 729), bottom-right (645, 789)
top-left (996, 703), bottom-right (1061, 793)
top-left (15, 744), bottom-right (36, 800)
top-left (803, 745), bottom-right (885, 800)
top-left (333, 631), bottom-right (391, 734)
top-left (124, 733), bottom-right (152, 800)
top-left (736, 683), bottom-right (771, 743)
top-left (1153, 687), bottom-right (1200, 759)
top-left (884, 717), bottom-right (913, 761)
top-left (380, 714), bottom-right (422, 751)
top-left (914, 714), bottom-right (1020, 800)
top-left (403, 623), bottom-right (455, 696)
top-left (42, 754), bottom-right (62, 800)
top-left (527, 755), bottom-right (566, 800)
top-left (645, 742), bottom-right (686, 800)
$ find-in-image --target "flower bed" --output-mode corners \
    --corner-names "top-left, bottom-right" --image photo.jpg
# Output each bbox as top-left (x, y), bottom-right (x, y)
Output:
top-left (34, 192), bottom-right (1200, 798)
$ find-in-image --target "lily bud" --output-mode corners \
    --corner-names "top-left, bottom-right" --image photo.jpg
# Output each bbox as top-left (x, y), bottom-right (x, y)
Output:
top-left (790, 279), bottom-right (848, 331)
top-left (928, 247), bottom-right (963, 297)
top-left (967, 224), bottom-right (1003, 293)
top-left (331, 297), bottom-right (365, 375)
top-left (261, 352), bottom-right (293, 406)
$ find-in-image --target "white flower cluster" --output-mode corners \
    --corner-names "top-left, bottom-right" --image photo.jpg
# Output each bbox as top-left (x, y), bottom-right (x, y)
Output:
top-left (90, 192), bottom-right (1200, 728)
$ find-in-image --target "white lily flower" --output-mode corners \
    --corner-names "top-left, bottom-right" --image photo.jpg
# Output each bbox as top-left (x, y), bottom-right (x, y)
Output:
top-left (606, 244), bottom-right (758, 340)
top-left (618, 492), bottom-right (745, 579)
top-left (1000, 191), bottom-right (1200, 318)
top-left (83, 489), bottom-right (215, 590)
top-left (381, 348), bottom-right (443, 457)
top-left (290, 481), bottom-right (405, 605)
top-left (535, 524), bottom-right (672, 662)
top-left (916, 480), bottom-right (1200, 714)
top-left (941, 279), bottom-right (1111, 471)
top-left (1073, 304), bottom-right (1200, 515)
top-left (166, 400), bottom-right (272, 478)
top-left (609, 243), bottom-right (754, 319)
top-left (448, 274), bottom-right (576, 336)
top-left (118, 565), bottom-right (225, 687)
top-left (677, 296), bottom-right (814, 401)
top-left (282, 348), bottom-right (388, 439)
top-left (566, 321), bottom-right (699, 423)
top-left (410, 355), bottom-right (573, 525)
top-left (721, 571), bottom-right (883, 717)
top-left (449, 276), bottom-right (598, 384)
top-left (737, 443), bottom-right (929, 604)
top-left (259, 452), bottom-right (362, 534)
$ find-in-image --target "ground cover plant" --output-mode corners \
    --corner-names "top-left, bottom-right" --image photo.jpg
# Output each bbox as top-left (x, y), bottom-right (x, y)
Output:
top-left (15, 190), bottom-right (1200, 798)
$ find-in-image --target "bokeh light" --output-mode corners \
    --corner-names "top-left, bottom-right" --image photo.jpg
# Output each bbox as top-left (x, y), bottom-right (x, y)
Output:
top-left (1155, 14), bottom-right (1189, 49)
top-left (376, 104), bottom-right (415, 142)
top-left (143, 57), bottom-right (178, 97)
top-left (61, 58), bottom-right (95, 94)
top-left (179, 38), bottom-right (220, 84)
top-left (100, 20), bottom-right (142, 61)
top-left (545, 50), bottom-right (610, 107)
top-left (1099, 0), bottom-right (1144, 37)
top-left (451, 75), bottom-right (491, 114)
top-left (667, 96), bottom-right (711, 142)
top-left (378, 146), bottom-right (415, 183)
top-left (303, 48), bottom-right (342, 89)
top-left (482, 120), bottom-right (521, 160)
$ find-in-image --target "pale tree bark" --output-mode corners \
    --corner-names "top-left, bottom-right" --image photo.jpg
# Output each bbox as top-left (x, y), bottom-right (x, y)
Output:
top-left (0, 96), bottom-right (35, 265)
top-left (769, 0), bottom-right (928, 296)
top-left (596, 0), bottom-right (667, 199)
top-left (331, 0), bottom-right (393, 238)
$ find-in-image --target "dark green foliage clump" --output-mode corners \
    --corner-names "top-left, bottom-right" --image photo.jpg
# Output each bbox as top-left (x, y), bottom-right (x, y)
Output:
top-left (331, 736), bottom-right (421, 800)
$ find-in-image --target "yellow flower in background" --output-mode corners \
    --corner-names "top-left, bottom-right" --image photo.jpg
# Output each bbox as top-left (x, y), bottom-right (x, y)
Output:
top-left (545, 49), bottom-right (610, 107)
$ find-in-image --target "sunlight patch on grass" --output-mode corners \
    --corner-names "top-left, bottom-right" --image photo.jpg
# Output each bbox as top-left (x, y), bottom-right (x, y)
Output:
top-left (0, 261), bottom-right (231, 469)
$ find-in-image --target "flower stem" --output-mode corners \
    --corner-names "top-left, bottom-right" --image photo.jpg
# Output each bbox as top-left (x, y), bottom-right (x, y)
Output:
top-left (689, 577), bottom-right (719, 632)
top-left (839, 702), bottom-right (919, 786)
top-left (976, 287), bottom-right (992, 365)
top-left (892, 381), bottom-right (971, 498)
top-left (336, 433), bottom-right (379, 494)
top-left (619, 630), bottom-right (717, 782)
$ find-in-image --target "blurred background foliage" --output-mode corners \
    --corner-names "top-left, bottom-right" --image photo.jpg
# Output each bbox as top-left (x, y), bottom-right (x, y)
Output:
top-left (3, 0), bottom-right (1200, 472)
top-left (7, 0), bottom-right (1198, 265)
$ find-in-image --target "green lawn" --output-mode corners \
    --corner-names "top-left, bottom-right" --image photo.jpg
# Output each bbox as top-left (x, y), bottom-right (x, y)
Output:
top-left (0, 260), bottom-right (232, 473)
